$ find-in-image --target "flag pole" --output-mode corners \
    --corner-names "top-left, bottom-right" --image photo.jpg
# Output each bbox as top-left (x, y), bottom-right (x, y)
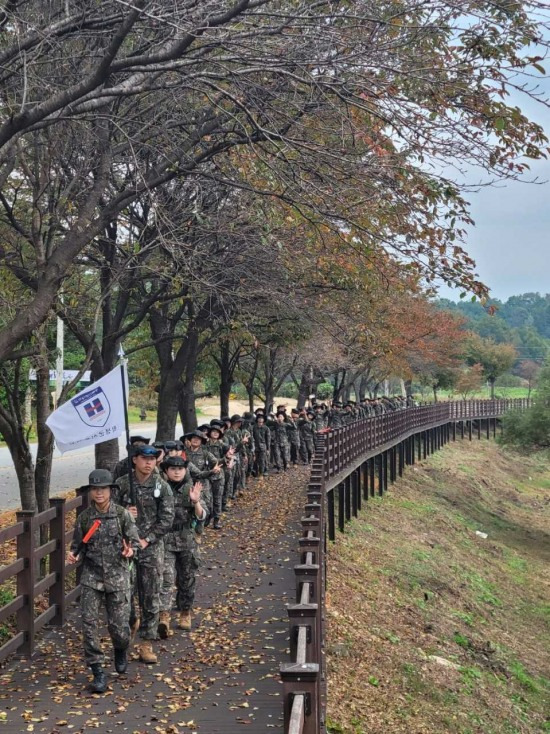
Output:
top-left (118, 347), bottom-right (135, 505)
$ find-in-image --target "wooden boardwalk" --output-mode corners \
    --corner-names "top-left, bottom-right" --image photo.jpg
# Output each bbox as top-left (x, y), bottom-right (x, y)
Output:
top-left (0, 468), bottom-right (308, 733)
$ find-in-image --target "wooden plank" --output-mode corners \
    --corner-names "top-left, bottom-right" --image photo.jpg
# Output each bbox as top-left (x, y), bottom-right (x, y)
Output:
top-left (0, 632), bottom-right (25, 664)
top-left (0, 594), bottom-right (24, 624)
top-left (33, 572), bottom-right (56, 597)
top-left (34, 605), bottom-right (57, 632)
top-left (0, 557), bottom-right (24, 585)
top-left (0, 522), bottom-right (24, 544)
top-left (34, 539), bottom-right (57, 562)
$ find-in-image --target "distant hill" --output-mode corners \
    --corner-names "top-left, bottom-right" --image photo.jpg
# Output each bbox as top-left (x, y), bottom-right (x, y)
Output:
top-left (437, 293), bottom-right (550, 363)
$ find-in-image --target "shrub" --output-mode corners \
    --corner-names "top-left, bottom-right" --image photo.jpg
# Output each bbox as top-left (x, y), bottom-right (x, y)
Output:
top-left (316, 382), bottom-right (334, 399)
top-left (278, 381), bottom-right (299, 399)
top-left (499, 358), bottom-right (550, 449)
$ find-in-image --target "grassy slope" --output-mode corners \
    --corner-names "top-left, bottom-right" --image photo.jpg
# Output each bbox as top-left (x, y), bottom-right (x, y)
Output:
top-left (326, 440), bottom-right (550, 734)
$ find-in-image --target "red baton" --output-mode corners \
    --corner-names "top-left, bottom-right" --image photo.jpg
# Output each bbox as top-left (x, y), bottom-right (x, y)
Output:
top-left (82, 519), bottom-right (101, 543)
top-left (74, 519), bottom-right (101, 558)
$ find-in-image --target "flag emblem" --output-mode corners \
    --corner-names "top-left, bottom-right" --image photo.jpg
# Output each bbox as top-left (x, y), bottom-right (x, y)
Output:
top-left (71, 386), bottom-right (111, 427)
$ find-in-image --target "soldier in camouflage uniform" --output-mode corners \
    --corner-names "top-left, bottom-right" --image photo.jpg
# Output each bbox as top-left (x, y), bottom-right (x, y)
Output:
top-left (312, 404), bottom-right (327, 431)
top-left (286, 409), bottom-right (301, 466)
top-left (298, 410), bottom-right (316, 464)
top-left (112, 435), bottom-right (150, 481)
top-left (224, 415), bottom-right (250, 498)
top-left (182, 429), bottom-right (222, 523)
top-left (114, 445), bottom-right (174, 664)
top-left (252, 413), bottom-right (271, 476)
top-left (68, 469), bottom-right (140, 693)
top-left (158, 456), bottom-right (207, 634)
top-left (342, 403), bottom-right (355, 425)
top-left (268, 412), bottom-right (291, 472)
top-left (205, 422), bottom-right (234, 528)
top-left (328, 401), bottom-right (344, 428)
top-left (241, 412), bottom-right (256, 478)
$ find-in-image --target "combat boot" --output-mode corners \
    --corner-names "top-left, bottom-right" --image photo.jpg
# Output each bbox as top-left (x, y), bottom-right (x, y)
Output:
top-left (114, 647), bottom-right (128, 674)
top-left (213, 518), bottom-right (222, 530)
top-left (90, 663), bottom-right (107, 693)
top-left (158, 611), bottom-right (173, 639)
top-left (138, 641), bottom-right (157, 664)
top-left (178, 610), bottom-right (192, 630)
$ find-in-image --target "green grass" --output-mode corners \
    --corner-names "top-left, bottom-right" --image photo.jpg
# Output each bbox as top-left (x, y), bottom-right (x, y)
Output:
top-left (453, 610), bottom-right (476, 627)
top-left (467, 571), bottom-right (503, 608)
top-left (453, 632), bottom-right (472, 648)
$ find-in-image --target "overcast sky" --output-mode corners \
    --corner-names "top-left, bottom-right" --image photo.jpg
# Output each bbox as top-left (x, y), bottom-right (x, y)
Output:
top-left (438, 72), bottom-right (550, 303)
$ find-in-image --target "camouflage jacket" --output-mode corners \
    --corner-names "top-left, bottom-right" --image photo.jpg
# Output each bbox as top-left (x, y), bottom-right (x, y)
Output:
top-left (223, 427), bottom-right (245, 451)
top-left (207, 439), bottom-right (231, 463)
top-left (328, 409), bottom-right (344, 428)
top-left (252, 424), bottom-right (271, 451)
top-left (267, 421), bottom-right (291, 446)
top-left (164, 475), bottom-right (207, 551)
top-left (70, 501), bottom-right (140, 592)
top-left (115, 470), bottom-right (174, 546)
top-left (312, 412), bottom-right (327, 431)
top-left (284, 417), bottom-right (301, 446)
top-left (298, 419), bottom-right (316, 442)
top-left (186, 446), bottom-right (219, 475)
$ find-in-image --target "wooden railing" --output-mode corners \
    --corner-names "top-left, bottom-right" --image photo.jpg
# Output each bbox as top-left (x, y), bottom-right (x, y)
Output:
top-left (0, 490), bottom-right (89, 663)
top-left (0, 399), bottom-right (529, 705)
top-left (280, 398), bottom-right (529, 734)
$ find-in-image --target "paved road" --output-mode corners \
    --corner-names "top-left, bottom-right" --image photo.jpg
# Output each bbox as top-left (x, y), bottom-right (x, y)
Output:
top-left (0, 423), bottom-right (162, 511)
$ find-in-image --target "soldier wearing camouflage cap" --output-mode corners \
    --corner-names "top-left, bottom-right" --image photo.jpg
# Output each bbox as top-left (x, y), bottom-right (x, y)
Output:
top-left (68, 469), bottom-right (140, 693)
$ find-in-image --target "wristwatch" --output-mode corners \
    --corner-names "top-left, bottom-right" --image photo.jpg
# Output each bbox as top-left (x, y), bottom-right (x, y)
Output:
top-left (144, 536), bottom-right (153, 544)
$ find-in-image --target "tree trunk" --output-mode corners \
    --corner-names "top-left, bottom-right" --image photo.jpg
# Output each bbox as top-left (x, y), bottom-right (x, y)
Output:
top-left (219, 341), bottom-right (232, 418)
top-left (333, 369), bottom-right (346, 401)
top-left (243, 350), bottom-right (259, 412)
top-left (489, 377), bottom-right (495, 399)
top-left (358, 376), bottom-right (369, 401)
top-left (404, 379), bottom-right (413, 397)
top-left (34, 354), bottom-right (54, 512)
top-left (156, 372), bottom-right (181, 439)
top-left (179, 385), bottom-right (197, 434)
top-left (89, 351), bottom-right (121, 470)
top-left (177, 330), bottom-right (200, 433)
top-left (433, 385), bottom-right (438, 403)
top-left (11, 441), bottom-right (36, 511)
top-left (264, 386), bottom-right (274, 415)
top-left (296, 369), bottom-right (312, 410)
top-left (23, 387), bottom-right (32, 424)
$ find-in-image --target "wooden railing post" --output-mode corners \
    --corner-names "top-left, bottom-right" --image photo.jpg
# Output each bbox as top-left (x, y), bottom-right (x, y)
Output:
top-left (48, 498), bottom-right (67, 626)
top-left (281, 663), bottom-right (320, 734)
top-left (16, 510), bottom-right (36, 658)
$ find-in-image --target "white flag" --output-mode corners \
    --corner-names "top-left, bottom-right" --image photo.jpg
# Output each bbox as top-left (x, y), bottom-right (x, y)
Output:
top-left (46, 365), bottom-right (128, 454)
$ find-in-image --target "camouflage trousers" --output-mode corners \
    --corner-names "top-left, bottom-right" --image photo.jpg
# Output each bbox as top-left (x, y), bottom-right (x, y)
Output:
top-left (299, 438), bottom-right (315, 464)
top-left (272, 442), bottom-right (290, 470)
top-left (223, 464), bottom-right (236, 504)
top-left (211, 477), bottom-right (224, 520)
top-left (136, 544), bottom-right (164, 640)
top-left (160, 536), bottom-right (200, 612)
top-left (81, 584), bottom-right (130, 666)
top-left (195, 480), bottom-right (212, 536)
top-left (255, 448), bottom-right (269, 475)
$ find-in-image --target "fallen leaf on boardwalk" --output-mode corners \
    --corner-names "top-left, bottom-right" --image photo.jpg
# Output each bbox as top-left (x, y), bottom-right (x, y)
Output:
top-left (1, 466), bottom-right (310, 730)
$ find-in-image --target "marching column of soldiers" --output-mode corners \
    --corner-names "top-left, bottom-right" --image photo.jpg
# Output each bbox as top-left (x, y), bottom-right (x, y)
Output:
top-left (69, 394), bottom-right (417, 692)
